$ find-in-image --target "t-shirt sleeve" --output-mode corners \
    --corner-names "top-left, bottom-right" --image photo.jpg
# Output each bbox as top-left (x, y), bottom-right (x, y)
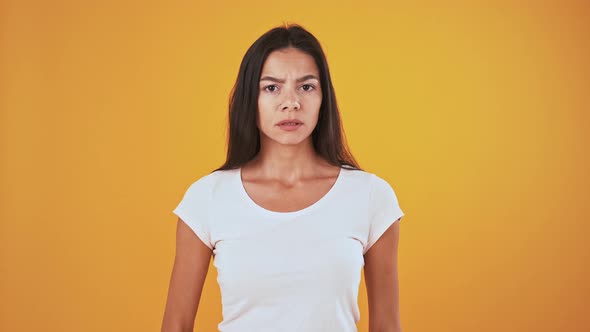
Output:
top-left (364, 174), bottom-right (405, 254)
top-left (172, 175), bottom-right (214, 250)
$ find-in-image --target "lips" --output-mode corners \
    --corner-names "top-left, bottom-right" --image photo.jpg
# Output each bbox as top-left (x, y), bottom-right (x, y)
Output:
top-left (276, 119), bottom-right (303, 126)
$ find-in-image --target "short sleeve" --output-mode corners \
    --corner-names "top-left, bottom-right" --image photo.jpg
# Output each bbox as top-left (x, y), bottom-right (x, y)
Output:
top-left (364, 174), bottom-right (405, 254)
top-left (172, 175), bottom-right (214, 250)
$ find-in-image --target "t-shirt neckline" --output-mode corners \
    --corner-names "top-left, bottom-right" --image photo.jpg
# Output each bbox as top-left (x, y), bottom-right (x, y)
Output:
top-left (236, 166), bottom-right (346, 218)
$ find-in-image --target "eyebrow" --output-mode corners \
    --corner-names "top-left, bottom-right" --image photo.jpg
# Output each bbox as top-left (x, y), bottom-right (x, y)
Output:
top-left (259, 74), bottom-right (319, 84)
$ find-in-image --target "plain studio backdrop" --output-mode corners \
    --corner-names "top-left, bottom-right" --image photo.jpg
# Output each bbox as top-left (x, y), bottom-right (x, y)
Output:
top-left (1, 1), bottom-right (588, 331)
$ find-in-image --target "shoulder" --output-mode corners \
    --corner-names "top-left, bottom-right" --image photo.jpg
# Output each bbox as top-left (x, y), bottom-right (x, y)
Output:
top-left (341, 166), bottom-right (386, 187)
top-left (369, 172), bottom-right (395, 193)
top-left (342, 167), bottom-right (398, 199)
top-left (366, 172), bottom-right (400, 207)
top-left (181, 168), bottom-right (236, 196)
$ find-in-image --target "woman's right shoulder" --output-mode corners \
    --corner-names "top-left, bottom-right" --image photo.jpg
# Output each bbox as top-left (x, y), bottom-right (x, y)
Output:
top-left (182, 168), bottom-right (237, 192)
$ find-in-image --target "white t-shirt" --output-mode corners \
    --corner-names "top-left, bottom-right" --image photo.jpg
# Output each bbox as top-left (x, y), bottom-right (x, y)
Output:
top-left (172, 166), bottom-right (405, 332)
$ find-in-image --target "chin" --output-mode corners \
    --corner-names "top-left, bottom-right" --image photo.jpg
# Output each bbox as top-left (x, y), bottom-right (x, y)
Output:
top-left (271, 136), bottom-right (305, 145)
top-left (262, 133), bottom-right (312, 146)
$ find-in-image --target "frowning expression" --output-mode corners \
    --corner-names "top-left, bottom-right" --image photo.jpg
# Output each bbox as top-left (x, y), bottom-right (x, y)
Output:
top-left (257, 47), bottom-right (322, 146)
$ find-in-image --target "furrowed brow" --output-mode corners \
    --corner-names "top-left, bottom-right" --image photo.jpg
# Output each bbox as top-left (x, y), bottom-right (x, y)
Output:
top-left (259, 74), bottom-right (319, 83)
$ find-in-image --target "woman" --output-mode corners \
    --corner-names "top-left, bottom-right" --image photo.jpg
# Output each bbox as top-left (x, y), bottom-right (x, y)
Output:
top-left (162, 23), bottom-right (405, 332)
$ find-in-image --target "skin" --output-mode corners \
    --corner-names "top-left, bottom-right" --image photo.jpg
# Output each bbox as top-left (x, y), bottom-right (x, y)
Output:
top-left (241, 46), bottom-right (340, 211)
top-left (161, 47), bottom-right (402, 332)
top-left (364, 218), bottom-right (402, 332)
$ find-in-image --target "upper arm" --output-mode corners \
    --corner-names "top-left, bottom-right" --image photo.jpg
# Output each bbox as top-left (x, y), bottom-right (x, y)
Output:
top-left (161, 217), bottom-right (212, 332)
top-left (364, 217), bottom-right (402, 331)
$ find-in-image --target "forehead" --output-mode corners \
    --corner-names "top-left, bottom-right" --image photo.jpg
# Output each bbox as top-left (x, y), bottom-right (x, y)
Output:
top-left (260, 48), bottom-right (319, 76)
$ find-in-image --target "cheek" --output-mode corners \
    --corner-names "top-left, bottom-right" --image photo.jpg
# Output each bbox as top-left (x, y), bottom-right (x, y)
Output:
top-left (258, 96), bottom-right (278, 117)
top-left (256, 100), bottom-right (266, 128)
top-left (257, 107), bottom-right (273, 130)
top-left (311, 97), bottom-right (322, 118)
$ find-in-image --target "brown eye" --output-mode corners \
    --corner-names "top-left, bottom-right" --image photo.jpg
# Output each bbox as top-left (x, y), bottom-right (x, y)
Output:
top-left (302, 84), bottom-right (315, 92)
top-left (264, 85), bottom-right (278, 92)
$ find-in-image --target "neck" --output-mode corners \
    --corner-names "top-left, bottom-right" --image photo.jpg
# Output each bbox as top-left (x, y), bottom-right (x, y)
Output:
top-left (248, 137), bottom-right (327, 181)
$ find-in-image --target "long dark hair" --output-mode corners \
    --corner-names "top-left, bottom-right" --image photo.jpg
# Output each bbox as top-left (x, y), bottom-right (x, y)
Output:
top-left (214, 23), bottom-right (361, 172)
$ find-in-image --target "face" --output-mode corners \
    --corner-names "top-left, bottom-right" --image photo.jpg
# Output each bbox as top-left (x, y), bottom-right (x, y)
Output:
top-left (257, 47), bottom-right (322, 147)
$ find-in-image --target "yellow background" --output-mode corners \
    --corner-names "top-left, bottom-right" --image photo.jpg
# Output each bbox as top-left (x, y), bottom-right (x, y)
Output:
top-left (1, 1), bottom-right (588, 331)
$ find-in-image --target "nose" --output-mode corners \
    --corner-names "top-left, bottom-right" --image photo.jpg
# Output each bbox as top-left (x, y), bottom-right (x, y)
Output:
top-left (281, 91), bottom-right (300, 111)
top-left (282, 100), bottom-right (300, 111)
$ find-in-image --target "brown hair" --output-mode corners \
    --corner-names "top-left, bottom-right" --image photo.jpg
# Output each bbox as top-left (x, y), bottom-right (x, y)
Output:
top-left (214, 23), bottom-right (361, 172)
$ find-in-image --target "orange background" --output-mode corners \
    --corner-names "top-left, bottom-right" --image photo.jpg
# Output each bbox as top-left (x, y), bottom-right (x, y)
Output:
top-left (1, 1), bottom-right (588, 331)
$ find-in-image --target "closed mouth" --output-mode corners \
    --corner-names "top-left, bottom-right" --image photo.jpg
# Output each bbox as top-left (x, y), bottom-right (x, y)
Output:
top-left (277, 120), bottom-right (303, 126)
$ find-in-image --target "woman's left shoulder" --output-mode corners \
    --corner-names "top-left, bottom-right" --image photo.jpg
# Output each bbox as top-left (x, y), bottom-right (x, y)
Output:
top-left (340, 164), bottom-right (373, 178)
top-left (341, 166), bottom-right (400, 191)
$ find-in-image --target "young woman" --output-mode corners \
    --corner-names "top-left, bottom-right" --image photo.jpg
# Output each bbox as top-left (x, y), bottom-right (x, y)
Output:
top-left (162, 23), bottom-right (405, 332)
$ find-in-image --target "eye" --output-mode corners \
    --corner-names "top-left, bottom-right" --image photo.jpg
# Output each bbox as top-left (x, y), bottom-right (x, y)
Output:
top-left (263, 85), bottom-right (278, 93)
top-left (302, 84), bottom-right (315, 92)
